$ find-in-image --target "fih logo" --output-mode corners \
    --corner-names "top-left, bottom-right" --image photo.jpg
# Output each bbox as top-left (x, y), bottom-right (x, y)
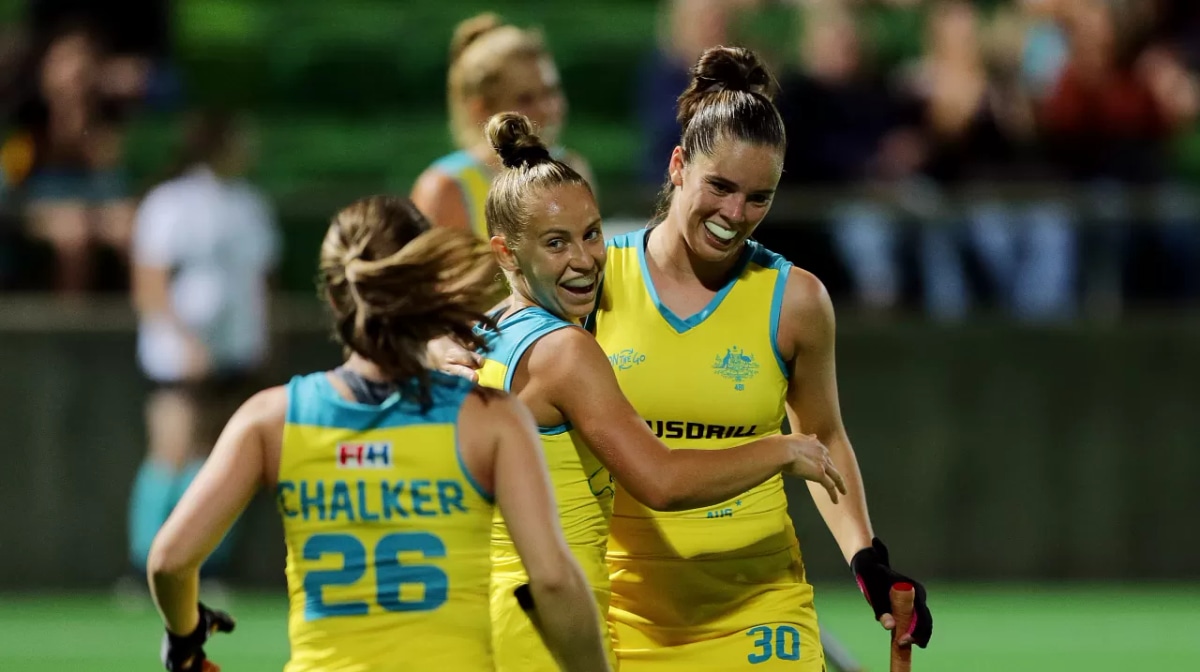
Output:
top-left (713, 346), bottom-right (759, 391)
top-left (608, 348), bottom-right (647, 371)
top-left (336, 442), bottom-right (393, 469)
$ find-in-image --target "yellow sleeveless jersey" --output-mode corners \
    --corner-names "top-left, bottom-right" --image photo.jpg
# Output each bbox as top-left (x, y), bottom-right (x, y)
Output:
top-left (591, 228), bottom-right (818, 654)
top-left (276, 371), bottom-right (495, 672)
top-left (477, 307), bottom-right (617, 670)
top-left (430, 150), bottom-right (493, 240)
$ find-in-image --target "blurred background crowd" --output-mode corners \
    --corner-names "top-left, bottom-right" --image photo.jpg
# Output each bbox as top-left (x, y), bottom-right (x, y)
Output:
top-left (1, 0), bottom-right (1198, 323)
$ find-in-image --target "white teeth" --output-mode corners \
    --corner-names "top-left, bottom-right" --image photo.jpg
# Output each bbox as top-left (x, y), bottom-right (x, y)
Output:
top-left (704, 220), bottom-right (737, 241)
top-left (562, 277), bottom-right (595, 289)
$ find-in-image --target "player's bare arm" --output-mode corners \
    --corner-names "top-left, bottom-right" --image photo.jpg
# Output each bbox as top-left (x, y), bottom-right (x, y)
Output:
top-left (147, 386), bottom-right (286, 634)
top-left (520, 326), bottom-right (845, 511)
top-left (778, 268), bottom-right (874, 561)
top-left (410, 168), bottom-right (471, 231)
top-left (779, 268), bottom-right (933, 648)
top-left (481, 391), bottom-right (611, 672)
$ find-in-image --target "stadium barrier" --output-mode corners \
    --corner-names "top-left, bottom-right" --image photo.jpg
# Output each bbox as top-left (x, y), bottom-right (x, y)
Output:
top-left (1, 298), bottom-right (1198, 588)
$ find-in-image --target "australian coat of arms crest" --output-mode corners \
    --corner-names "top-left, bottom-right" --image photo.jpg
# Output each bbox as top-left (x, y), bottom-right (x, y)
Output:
top-left (713, 346), bottom-right (759, 391)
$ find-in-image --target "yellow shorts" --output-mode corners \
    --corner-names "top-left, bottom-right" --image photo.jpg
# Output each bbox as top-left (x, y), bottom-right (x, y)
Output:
top-left (491, 573), bottom-right (618, 672)
top-left (607, 543), bottom-right (824, 672)
top-left (610, 616), bottom-right (825, 672)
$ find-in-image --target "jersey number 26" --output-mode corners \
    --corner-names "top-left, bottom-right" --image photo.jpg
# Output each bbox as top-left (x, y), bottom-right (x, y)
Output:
top-left (302, 531), bottom-right (447, 620)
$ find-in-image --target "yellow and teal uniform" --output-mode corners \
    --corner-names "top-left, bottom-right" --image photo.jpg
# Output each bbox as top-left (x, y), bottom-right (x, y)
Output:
top-left (429, 150), bottom-right (493, 240)
top-left (276, 371), bottom-right (495, 672)
top-left (590, 228), bottom-right (825, 671)
top-left (477, 307), bottom-right (618, 671)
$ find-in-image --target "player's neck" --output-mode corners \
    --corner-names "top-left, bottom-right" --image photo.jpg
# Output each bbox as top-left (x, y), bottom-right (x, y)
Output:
top-left (341, 354), bottom-right (395, 382)
top-left (648, 216), bottom-right (741, 291)
top-left (508, 289), bottom-right (580, 325)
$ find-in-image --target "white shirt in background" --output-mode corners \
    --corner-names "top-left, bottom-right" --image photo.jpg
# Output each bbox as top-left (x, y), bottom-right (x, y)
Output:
top-left (133, 166), bottom-right (280, 383)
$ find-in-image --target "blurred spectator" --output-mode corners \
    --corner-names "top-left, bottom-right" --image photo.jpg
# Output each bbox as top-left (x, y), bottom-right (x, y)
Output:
top-left (1149, 0), bottom-right (1200, 70)
top-left (1041, 0), bottom-right (1184, 183)
top-left (1017, 0), bottom-right (1071, 101)
top-left (901, 0), bottom-right (1076, 321)
top-left (1041, 0), bottom-right (1200, 310)
top-left (776, 3), bottom-right (926, 314)
top-left (637, 0), bottom-right (752, 183)
top-left (4, 21), bottom-right (136, 295)
top-left (124, 110), bottom-right (279, 596)
top-left (28, 0), bottom-right (176, 107)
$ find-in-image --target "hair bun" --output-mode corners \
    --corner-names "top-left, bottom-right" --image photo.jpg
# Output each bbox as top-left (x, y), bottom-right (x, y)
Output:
top-left (450, 12), bottom-right (503, 62)
top-left (486, 112), bottom-right (552, 169)
top-left (691, 46), bottom-right (776, 100)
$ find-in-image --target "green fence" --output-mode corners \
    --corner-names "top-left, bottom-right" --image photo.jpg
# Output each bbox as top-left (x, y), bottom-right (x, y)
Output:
top-left (2, 308), bottom-right (1198, 589)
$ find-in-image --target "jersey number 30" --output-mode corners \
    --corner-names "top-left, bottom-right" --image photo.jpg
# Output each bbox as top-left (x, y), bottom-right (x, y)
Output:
top-left (302, 532), bottom-right (448, 620)
top-left (747, 625), bottom-right (801, 664)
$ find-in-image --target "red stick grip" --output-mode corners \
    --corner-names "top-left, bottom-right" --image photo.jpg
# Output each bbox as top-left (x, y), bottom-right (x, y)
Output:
top-left (890, 583), bottom-right (916, 672)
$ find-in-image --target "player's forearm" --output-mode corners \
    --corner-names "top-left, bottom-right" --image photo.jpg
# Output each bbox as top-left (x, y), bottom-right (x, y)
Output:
top-left (647, 436), bottom-right (791, 511)
top-left (527, 568), bottom-right (611, 672)
top-left (808, 433), bottom-right (873, 563)
top-left (148, 566), bottom-right (202, 636)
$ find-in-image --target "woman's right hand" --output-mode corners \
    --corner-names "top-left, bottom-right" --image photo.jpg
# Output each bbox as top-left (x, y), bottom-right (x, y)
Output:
top-left (427, 335), bottom-right (483, 382)
top-left (780, 433), bottom-right (847, 504)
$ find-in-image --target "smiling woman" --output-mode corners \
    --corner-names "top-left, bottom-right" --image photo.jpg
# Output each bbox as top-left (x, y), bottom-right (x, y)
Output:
top-left (473, 111), bottom-right (848, 672)
top-left (590, 46), bottom-right (933, 672)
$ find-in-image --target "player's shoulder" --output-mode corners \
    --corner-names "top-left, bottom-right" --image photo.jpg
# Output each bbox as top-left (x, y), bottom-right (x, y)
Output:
top-left (523, 323), bottom-right (605, 381)
top-left (781, 266), bottom-right (832, 316)
top-left (235, 385), bottom-right (289, 437)
top-left (461, 383), bottom-right (526, 428)
top-left (484, 306), bottom-right (571, 359)
top-left (428, 149), bottom-right (477, 175)
top-left (412, 163), bottom-right (463, 196)
top-left (411, 160), bottom-right (470, 229)
top-left (778, 266), bottom-right (835, 351)
top-left (530, 321), bottom-right (595, 353)
top-left (243, 385), bottom-right (288, 415)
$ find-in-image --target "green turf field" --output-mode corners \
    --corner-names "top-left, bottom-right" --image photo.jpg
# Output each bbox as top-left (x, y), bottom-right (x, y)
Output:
top-left (1, 584), bottom-right (1197, 671)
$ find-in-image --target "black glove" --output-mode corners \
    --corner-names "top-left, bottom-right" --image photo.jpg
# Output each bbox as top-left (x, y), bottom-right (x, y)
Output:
top-left (850, 538), bottom-right (932, 648)
top-left (161, 602), bottom-right (236, 671)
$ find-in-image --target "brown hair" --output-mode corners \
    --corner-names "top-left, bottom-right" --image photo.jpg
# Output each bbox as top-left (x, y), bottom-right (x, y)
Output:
top-left (319, 195), bottom-right (499, 405)
top-left (655, 46), bottom-right (786, 220)
top-left (484, 112), bottom-right (592, 246)
top-left (447, 13), bottom-right (548, 149)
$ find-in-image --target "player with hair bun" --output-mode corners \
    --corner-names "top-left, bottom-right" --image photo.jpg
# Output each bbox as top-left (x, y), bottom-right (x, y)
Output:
top-left (412, 13), bottom-right (593, 239)
top-left (589, 46), bottom-right (935, 670)
top-left (475, 111), bottom-right (849, 672)
top-left (145, 195), bottom-right (609, 672)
